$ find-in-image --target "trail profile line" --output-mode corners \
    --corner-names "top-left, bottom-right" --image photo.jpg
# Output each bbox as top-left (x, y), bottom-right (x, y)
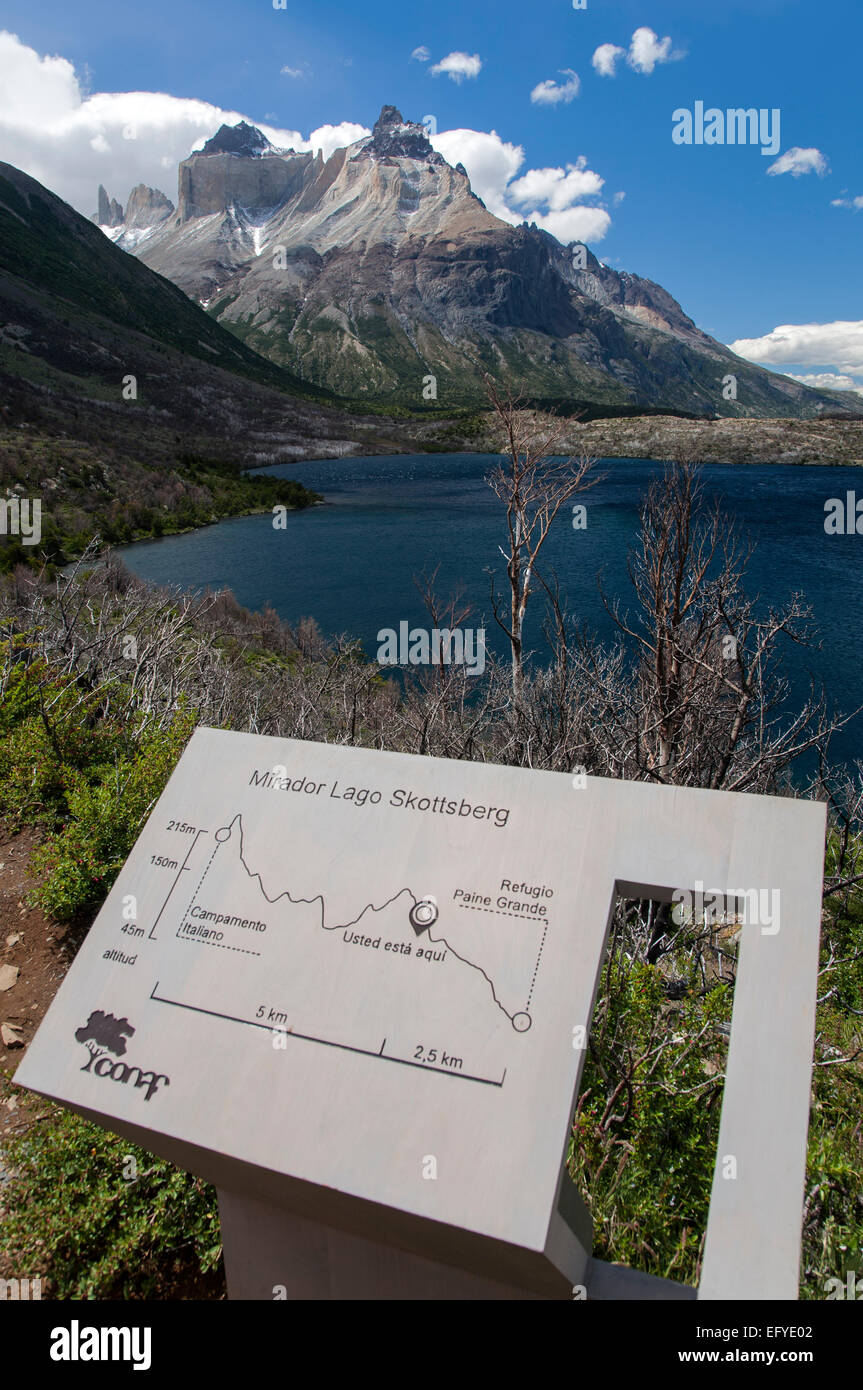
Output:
top-left (183, 813), bottom-right (542, 1027)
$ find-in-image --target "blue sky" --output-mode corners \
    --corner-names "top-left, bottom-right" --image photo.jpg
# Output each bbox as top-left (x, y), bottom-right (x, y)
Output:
top-left (1, 0), bottom-right (861, 388)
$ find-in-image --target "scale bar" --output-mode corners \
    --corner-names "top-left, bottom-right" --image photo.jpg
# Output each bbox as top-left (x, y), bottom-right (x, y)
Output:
top-left (149, 983), bottom-right (506, 1087)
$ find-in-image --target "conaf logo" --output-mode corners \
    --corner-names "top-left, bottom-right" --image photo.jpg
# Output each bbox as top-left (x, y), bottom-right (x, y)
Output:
top-left (75, 1011), bottom-right (170, 1102)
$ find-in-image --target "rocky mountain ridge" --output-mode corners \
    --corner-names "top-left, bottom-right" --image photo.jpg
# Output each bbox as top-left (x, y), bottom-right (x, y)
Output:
top-left (93, 107), bottom-right (863, 418)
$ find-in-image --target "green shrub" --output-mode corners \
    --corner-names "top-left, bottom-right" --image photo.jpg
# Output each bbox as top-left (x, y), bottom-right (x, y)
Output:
top-left (0, 668), bottom-right (126, 829)
top-left (28, 706), bottom-right (196, 920)
top-left (0, 643), bottom-right (43, 733)
top-left (568, 956), bottom-right (731, 1285)
top-left (1, 1084), bottom-right (222, 1299)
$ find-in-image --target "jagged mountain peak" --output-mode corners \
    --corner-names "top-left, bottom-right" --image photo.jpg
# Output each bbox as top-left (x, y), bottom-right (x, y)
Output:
top-left (95, 184), bottom-right (124, 227)
top-left (365, 104), bottom-right (445, 165)
top-left (124, 184), bottom-right (175, 230)
top-left (375, 104), bottom-right (404, 129)
top-left (199, 121), bottom-right (277, 158)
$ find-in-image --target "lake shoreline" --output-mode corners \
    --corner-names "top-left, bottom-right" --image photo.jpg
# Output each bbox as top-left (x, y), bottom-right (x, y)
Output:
top-left (118, 452), bottom-right (862, 772)
top-left (253, 414), bottom-right (863, 470)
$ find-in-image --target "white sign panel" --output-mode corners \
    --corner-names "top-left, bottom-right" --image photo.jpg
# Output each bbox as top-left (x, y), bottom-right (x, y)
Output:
top-left (16, 728), bottom-right (825, 1297)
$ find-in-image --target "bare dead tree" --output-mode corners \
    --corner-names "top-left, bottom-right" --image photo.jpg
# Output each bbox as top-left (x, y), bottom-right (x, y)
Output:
top-left (576, 460), bottom-right (854, 792)
top-left (483, 375), bottom-right (600, 700)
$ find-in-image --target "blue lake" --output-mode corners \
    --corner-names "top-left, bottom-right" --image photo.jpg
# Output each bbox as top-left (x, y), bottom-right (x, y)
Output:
top-left (119, 454), bottom-right (862, 765)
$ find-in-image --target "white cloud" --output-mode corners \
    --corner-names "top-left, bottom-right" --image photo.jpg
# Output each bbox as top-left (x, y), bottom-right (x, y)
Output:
top-left (0, 30), bottom-right (612, 249)
top-left (280, 66), bottom-right (303, 78)
top-left (430, 51), bottom-right (482, 83)
top-left (533, 205), bottom-right (611, 243)
top-left (729, 321), bottom-right (863, 382)
top-left (627, 27), bottom-right (683, 74)
top-left (302, 122), bottom-right (370, 159)
top-left (785, 372), bottom-right (863, 393)
top-left (431, 128), bottom-right (524, 220)
top-left (411, 46), bottom-right (431, 63)
top-left (831, 194), bottom-right (863, 209)
top-left (0, 29), bottom-right (79, 123)
top-left (592, 43), bottom-right (624, 78)
top-left (766, 147), bottom-right (829, 177)
top-left (530, 69), bottom-right (580, 106)
top-left (0, 30), bottom-right (368, 214)
top-left (593, 29), bottom-right (683, 77)
top-left (509, 160), bottom-right (603, 209)
top-left (431, 129), bottom-right (612, 244)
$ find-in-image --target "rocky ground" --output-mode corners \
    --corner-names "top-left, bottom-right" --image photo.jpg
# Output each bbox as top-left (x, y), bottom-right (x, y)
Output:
top-left (396, 410), bottom-right (863, 468)
top-left (553, 414), bottom-right (863, 467)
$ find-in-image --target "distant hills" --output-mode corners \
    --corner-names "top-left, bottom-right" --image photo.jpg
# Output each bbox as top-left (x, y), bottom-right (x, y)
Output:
top-left (94, 106), bottom-right (863, 418)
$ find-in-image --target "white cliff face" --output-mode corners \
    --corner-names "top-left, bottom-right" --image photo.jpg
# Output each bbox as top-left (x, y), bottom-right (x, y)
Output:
top-left (177, 148), bottom-right (319, 224)
top-left (272, 140), bottom-right (497, 253)
top-left (125, 119), bottom-right (496, 297)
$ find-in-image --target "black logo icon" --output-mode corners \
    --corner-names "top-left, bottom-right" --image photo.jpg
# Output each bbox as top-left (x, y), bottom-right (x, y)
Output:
top-left (75, 1011), bottom-right (169, 1102)
top-left (75, 1011), bottom-right (135, 1056)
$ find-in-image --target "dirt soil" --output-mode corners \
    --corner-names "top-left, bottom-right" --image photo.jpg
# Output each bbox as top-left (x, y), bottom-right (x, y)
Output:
top-left (0, 824), bottom-right (71, 1124)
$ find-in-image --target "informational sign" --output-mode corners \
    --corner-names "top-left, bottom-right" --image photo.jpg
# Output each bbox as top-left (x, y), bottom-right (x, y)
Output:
top-left (16, 728), bottom-right (826, 1298)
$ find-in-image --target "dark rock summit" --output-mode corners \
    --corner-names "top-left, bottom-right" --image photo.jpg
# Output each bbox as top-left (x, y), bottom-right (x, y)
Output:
top-left (199, 121), bottom-right (275, 158)
top-left (367, 105), bottom-right (445, 165)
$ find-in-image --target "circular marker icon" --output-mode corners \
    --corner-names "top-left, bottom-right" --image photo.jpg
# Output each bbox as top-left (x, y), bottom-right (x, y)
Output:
top-left (512, 1012), bottom-right (532, 1032)
top-left (409, 899), bottom-right (438, 934)
top-left (215, 827), bottom-right (231, 842)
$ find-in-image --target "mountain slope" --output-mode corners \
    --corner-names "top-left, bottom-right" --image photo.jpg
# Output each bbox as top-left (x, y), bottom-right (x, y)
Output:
top-left (0, 160), bottom-right (454, 462)
top-left (102, 108), bottom-right (863, 419)
top-left (0, 159), bottom-right (322, 398)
